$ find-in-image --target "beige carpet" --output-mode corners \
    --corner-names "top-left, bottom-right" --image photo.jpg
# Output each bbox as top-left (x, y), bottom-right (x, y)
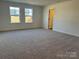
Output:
top-left (0, 29), bottom-right (79, 59)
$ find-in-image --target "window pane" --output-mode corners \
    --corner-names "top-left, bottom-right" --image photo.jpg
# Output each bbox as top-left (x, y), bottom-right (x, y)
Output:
top-left (10, 7), bottom-right (20, 23)
top-left (25, 9), bottom-right (32, 16)
top-left (10, 7), bottom-right (19, 16)
top-left (11, 16), bottom-right (20, 23)
top-left (25, 16), bottom-right (32, 23)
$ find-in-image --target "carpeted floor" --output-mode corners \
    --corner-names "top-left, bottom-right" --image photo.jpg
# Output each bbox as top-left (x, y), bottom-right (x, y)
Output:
top-left (0, 29), bottom-right (79, 59)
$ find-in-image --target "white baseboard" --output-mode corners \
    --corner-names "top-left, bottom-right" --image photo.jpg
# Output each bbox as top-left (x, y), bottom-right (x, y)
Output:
top-left (53, 29), bottom-right (79, 37)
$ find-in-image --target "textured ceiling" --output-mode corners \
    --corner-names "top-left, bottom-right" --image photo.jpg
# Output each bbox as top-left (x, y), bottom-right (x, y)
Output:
top-left (2, 0), bottom-right (69, 6)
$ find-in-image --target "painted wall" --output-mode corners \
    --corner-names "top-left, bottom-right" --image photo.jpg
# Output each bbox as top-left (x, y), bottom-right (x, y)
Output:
top-left (0, 1), bottom-right (43, 31)
top-left (43, 0), bottom-right (79, 37)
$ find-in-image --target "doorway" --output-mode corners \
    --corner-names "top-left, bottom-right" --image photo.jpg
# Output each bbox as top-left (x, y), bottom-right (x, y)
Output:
top-left (48, 9), bottom-right (55, 30)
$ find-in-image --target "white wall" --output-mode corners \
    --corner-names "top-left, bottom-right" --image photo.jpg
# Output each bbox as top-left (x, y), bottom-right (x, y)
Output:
top-left (43, 0), bottom-right (79, 37)
top-left (0, 1), bottom-right (43, 31)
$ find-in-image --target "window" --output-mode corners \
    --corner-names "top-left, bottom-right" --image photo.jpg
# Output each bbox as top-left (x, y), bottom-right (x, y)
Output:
top-left (25, 8), bottom-right (33, 23)
top-left (10, 7), bottom-right (20, 23)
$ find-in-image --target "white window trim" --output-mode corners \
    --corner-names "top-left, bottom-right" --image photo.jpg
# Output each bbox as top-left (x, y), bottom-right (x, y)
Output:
top-left (10, 6), bottom-right (21, 23)
top-left (25, 8), bottom-right (33, 23)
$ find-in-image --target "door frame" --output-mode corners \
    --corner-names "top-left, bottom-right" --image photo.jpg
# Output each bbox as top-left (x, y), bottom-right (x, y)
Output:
top-left (48, 8), bottom-right (55, 30)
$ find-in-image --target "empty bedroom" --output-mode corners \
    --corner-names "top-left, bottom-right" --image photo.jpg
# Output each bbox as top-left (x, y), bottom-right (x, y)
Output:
top-left (0, 0), bottom-right (79, 59)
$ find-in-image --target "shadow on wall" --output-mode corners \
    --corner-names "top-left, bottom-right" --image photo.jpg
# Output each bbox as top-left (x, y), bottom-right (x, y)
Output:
top-left (46, 0), bottom-right (72, 6)
top-left (56, 0), bottom-right (72, 3)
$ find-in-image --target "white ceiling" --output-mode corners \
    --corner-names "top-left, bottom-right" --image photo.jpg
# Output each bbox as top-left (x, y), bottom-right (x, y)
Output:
top-left (3, 0), bottom-right (69, 6)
